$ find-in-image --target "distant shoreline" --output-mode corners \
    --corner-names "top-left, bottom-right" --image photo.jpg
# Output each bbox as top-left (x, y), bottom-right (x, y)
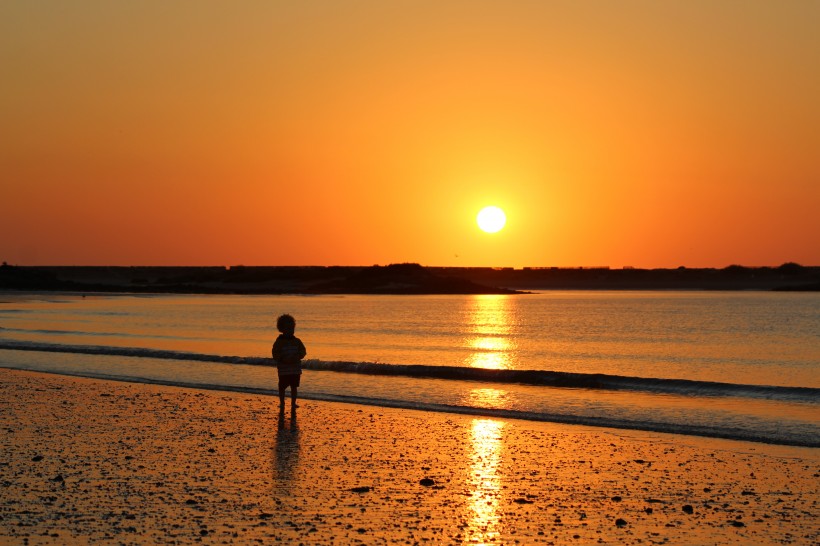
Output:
top-left (1, 262), bottom-right (819, 294)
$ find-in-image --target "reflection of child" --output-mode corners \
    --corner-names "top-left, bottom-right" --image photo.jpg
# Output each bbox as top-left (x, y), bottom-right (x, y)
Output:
top-left (271, 314), bottom-right (307, 409)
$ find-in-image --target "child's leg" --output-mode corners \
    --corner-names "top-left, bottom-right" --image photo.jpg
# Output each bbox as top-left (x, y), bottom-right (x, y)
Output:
top-left (291, 375), bottom-right (300, 407)
top-left (278, 376), bottom-right (286, 406)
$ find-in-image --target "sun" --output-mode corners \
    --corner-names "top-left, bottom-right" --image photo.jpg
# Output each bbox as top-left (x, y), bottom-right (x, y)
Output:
top-left (477, 206), bottom-right (506, 233)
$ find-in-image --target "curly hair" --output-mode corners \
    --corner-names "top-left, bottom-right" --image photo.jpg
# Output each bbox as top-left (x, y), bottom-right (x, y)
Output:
top-left (276, 313), bottom-right (296, 333)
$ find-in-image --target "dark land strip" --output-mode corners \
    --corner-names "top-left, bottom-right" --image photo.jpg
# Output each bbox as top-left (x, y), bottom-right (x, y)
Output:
top-left (1, 262), bottom-right (818, 295)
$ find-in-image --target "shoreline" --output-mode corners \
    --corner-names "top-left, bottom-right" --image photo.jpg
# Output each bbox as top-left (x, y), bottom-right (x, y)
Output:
top-left (3, 361), bottom-right (818, 449)
top-left (2, 368), bottom-right (817, 544)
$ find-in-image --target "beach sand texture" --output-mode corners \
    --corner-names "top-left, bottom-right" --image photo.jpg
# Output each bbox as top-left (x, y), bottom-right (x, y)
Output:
top-left (1, 368), bottom-right (817, 544)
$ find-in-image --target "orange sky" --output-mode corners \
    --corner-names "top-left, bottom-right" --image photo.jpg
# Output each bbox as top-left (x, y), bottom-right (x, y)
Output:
top-left (2, 1), bottom-right (818, 268)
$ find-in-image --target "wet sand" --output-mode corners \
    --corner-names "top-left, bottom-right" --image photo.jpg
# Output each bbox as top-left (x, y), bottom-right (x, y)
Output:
top-left (1, 368), bottom-right (817, 544)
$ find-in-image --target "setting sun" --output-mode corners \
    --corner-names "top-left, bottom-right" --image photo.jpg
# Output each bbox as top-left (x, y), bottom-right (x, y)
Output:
top-left (477, 206), bottom-right (506, 234)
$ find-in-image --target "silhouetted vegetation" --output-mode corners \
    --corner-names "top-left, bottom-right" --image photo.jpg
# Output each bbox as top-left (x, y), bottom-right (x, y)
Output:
top-left (1, 263), bottom-right (819, 294)
top-left (308, 263), bottom-right (520, 294)
top-left (777, 262), bottom-right (804, 274)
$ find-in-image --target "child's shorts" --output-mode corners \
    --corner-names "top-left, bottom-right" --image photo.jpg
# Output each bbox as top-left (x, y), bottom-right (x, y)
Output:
top-left (278, 374), bottom-right (301, 391)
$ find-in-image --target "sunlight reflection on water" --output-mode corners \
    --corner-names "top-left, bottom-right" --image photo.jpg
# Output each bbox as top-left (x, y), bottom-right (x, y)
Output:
top-left (462, 387), bottom-right (512, 410)
top-left (464, 295), bottom-right (517, 370)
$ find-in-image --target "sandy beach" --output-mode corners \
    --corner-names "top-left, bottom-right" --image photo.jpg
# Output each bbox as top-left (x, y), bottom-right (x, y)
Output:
top-left (1, 368), bottom-right (817, 545)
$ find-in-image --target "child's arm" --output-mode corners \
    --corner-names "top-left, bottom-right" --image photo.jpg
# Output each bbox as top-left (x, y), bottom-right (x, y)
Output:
top-left (271, 338), bottom-right (282, 363)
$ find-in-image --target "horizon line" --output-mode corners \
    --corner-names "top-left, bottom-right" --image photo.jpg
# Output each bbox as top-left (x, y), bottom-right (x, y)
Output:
top-left (2, 262), bottom-right (816, 270)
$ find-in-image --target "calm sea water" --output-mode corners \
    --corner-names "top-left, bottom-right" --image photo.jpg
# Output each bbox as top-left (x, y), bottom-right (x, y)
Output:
top-left (1, 291), bottom-right (818, 446)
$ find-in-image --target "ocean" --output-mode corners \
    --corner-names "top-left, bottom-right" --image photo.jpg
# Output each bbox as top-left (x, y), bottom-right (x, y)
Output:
top-left (1, 291), bottom-right (818, 447)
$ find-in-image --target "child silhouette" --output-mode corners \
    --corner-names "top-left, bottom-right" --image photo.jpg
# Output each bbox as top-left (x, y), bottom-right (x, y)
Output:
top-left (271, 314), bottom-right (306, 410)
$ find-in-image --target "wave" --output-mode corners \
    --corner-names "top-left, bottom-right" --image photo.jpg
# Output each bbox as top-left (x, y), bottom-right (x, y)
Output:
top-left (2, 340), bottom-right (817, 403)
top-left (307, 361), bottom-right (820, 402)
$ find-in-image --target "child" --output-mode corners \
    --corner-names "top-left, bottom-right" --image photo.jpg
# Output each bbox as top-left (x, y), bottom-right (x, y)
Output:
top-left (271, 314), bottom-right (307, 409)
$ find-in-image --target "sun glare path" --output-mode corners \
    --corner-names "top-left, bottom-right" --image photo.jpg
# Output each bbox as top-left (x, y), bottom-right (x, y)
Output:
top-left (465, 418), bottom-right (505, 544)
top-left (464, 295), bottom-right (515, 370)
